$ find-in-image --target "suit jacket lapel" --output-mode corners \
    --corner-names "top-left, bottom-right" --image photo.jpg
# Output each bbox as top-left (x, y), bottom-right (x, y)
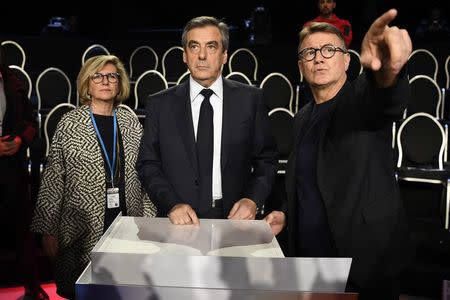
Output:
top-left (293, 102), bottom-right (313, 152)
top-left (221, 79), bottom-right (233, 171)
top-left (286, 102), bottom-right (313, 197)
top-left (175, 82), bottom-right (199, 175)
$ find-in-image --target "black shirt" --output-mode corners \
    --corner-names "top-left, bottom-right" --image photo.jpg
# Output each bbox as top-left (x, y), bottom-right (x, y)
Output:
top-left (295, 100), bottom-right (337, 257)
top-left (92, 113), bottom-right (127, 232)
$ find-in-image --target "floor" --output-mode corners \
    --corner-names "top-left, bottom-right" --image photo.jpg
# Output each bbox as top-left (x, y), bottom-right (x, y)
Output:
top-left (1, 231), bottom-right (447, 300)
top-left (0, 181), bottom-right (448, 299)
top-left (0, 283), bottom-right (65, 300)
top-left (0, 284), bottom-right (437, 300)
top-left (0, 244), bottom-right (443, 300)
top-left (0, 284), bottom-right (438, 300)
top-left (400, 296), bottom-right (435, 300)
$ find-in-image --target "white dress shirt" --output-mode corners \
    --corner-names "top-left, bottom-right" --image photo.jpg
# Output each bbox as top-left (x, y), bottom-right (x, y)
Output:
top-left (190, 76), bottom-right (223, 201)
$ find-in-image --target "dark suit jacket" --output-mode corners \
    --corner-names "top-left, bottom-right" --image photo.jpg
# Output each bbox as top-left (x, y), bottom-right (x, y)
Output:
top-left (137, 78), bottom-right (278, 217)
top-left (0, 65), bottom-right (37, 182)
top-left (283, 72), bottom-right (413, 290)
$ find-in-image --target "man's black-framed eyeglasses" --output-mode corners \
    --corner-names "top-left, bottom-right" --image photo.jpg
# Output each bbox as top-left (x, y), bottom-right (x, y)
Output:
top-left (298, 44), bottom-right (347, 61)
top-left (91, 72), bottom-right (120, 84)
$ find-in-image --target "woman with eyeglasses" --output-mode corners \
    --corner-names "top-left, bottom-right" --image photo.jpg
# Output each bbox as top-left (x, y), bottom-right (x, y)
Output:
top-left (30, 55), bottom-right (156, 299)
top-left (265, 9), bottom-right (413, 300)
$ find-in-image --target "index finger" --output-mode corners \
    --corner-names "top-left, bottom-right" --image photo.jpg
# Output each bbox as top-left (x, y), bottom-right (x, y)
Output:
top-left (370, 9), bottom-right (397, 34)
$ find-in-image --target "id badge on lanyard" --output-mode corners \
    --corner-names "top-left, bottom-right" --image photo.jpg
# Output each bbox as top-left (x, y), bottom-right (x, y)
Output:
top-left (107, 187), bottom-right (120, 208)
top-left (90, 110), bottom-right (120, 210)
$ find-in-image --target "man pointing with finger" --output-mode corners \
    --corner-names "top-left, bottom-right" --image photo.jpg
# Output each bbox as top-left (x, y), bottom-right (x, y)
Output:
top-left (265, 9), bottom-right (413, 299)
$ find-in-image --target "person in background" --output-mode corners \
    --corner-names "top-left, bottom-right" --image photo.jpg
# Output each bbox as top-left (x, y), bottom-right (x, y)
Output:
top-left (415, 6), bottom-right (450, 42)
top-left (0, 44), bottom-right (48, 300)
top-left (265, 9), bottom-right (413, 300)
top-left (303, 0), bottom-right (352, 48)
top-left (31, 55), bottom-right (156, 299)
top-left (137, 16), bottom-right (278, 225)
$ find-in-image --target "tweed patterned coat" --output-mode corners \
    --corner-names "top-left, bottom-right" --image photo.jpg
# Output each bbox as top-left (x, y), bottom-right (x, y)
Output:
top-left (30, 105), bottom-right (156, 296)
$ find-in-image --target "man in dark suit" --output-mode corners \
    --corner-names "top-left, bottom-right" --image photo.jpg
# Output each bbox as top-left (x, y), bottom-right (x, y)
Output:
top-left (137, 16), bottom-right (278, 225)
top-left (0, 46), bottom-right (49, 299)
top-left (264, 9), bottom-right (413, 300)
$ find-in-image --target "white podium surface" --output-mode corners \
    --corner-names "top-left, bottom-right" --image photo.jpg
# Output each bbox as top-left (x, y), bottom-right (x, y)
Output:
top-left (95, 216), bottom-right (284, 257)
top-left (76, 216), bottom-right (352, 300)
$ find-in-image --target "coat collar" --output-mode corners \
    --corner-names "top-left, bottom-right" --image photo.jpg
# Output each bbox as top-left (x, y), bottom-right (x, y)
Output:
top-left (220, 78), bottom-right (238, 171)
top-left (175, 82), bottom-right (199, 175)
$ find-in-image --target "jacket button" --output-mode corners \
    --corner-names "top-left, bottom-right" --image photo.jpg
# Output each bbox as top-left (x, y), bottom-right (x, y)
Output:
top-left (195, 179), bottom-right (199, 186)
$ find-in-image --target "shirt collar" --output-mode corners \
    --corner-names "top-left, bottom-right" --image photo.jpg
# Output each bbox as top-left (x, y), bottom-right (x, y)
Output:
top-left (190, 75), bottom-right (223, 102)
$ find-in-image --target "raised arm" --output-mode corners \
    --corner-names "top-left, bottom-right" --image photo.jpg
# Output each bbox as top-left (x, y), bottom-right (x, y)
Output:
top-left (360, 9), bottom-right (412, 88)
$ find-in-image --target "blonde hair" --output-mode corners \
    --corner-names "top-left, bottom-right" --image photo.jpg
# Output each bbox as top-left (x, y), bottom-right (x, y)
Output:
top-left (77, 55), bottom-right (130, 106)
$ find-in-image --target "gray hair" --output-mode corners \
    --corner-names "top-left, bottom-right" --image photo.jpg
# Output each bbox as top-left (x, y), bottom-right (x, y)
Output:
top-left (181, 16), bottom-right (229, 51)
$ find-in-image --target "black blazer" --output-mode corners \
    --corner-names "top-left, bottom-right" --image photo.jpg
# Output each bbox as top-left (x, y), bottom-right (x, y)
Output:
top-left (137, 78), bottom-right (278, 216)
top-left (0, 65), bottom-right (37, 182)
top-left (283, 72), bottom-right (413, 290)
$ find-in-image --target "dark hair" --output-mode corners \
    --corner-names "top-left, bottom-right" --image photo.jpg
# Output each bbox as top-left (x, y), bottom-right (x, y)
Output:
top-left (181, 16), bottom-right (229, 51)
top-left (298, 22), bottom-right (347, 53)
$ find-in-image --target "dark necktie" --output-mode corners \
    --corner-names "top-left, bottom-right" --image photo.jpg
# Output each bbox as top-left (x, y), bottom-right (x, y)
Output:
top-left (197, 88), bottom-right (214, 209)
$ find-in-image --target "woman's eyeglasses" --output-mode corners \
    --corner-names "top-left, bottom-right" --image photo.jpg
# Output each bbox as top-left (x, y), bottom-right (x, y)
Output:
top-left (91, 72), bottom-right (120, 84)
